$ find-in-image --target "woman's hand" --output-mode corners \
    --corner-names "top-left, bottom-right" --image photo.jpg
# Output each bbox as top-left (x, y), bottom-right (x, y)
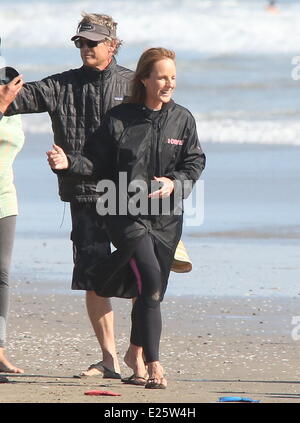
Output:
top-left (46, 144), bottom-right (69, 170)
top-left (148, 176), bottom-right (174, 198)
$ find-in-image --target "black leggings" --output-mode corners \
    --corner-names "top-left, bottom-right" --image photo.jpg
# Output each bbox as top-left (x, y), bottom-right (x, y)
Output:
top-left (0, 216), bottom-right (16, 348)
top-left (129, 234), bottom-right (163, 363)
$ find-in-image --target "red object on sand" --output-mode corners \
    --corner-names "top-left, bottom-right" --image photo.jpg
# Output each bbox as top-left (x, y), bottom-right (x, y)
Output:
top-left (84, 390), bottom-right (121, 396)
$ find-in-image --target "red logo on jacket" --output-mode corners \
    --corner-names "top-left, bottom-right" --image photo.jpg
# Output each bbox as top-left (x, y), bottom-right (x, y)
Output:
top-left (167, 138), bottom-right (183, 146)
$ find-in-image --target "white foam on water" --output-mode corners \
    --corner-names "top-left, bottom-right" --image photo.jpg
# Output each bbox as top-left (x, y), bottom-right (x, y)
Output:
top-left (2, 0), bottom-right (298, 146)
top-left (19, 113), bottom-right (300, 146)
top-left (0, 0), bottom-right (299, 55)
top-left (195, 114), bottom-right (300, 145)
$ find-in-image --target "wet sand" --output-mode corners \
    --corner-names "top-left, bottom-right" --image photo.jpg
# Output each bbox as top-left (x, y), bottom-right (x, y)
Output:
top-left (1, 288), bottom-right (300, 404)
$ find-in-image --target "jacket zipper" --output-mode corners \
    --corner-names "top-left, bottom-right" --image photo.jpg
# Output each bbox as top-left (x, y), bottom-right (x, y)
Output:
top-left (100, 72), bottom-right (105, 121)
top-left (151, 120), bottom-right (161, 180)
top-left (157, 111), bottom-right (169, 176)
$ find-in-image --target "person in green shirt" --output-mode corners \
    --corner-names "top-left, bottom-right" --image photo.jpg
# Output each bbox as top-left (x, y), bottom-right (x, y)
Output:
top-left (0, 74), bottom-right (24, 374)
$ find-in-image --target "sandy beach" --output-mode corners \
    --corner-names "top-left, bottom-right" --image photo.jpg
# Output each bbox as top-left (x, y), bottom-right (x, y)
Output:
top-left (1, 0), bottom-right (300, 414)
top-left (1, 288), bottom-right (300, 405)
top-left (3, 139), bottom-right (299, 409)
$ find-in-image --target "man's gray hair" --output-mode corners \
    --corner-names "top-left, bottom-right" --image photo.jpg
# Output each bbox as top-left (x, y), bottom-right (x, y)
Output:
top-left (79, 13), bottom-right (123, 54)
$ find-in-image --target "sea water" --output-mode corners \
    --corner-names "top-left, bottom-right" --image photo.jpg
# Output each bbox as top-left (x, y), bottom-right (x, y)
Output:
top-left (0, 0), bottom-right (299, 296)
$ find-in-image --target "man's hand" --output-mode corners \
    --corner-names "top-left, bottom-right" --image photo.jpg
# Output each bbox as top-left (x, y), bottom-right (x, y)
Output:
top-left (0, 75), bottom-right (23, 113)
top-left (148, 176), bottom-right (174, 198)
top-left (46, 144), bottom-right (69, 170)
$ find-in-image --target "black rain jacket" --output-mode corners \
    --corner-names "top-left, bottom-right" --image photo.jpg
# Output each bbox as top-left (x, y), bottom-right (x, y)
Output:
top-left (5, 57), bottom-right (133, 202)
top-left (64, 100), bottom-right (206, 299)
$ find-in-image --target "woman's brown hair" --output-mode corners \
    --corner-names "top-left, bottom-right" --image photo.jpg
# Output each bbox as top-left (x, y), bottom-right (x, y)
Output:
top-left (129, 47), bottom-right (176, 105)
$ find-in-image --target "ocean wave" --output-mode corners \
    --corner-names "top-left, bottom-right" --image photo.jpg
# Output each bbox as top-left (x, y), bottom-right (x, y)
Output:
top-left (0, 0), bottom-right (299, 55)
top-left (20, 113), bottom-right (300, 146)
top-left (195, 115), bottom-right (300, 145)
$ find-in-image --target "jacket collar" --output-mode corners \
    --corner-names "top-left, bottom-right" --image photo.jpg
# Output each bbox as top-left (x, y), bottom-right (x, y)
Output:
top-left (82, 56), bottom-right (117, 80)
top-left (140, 99), bottom-right (175, 119)
top-left (139, 99), bottom-right (174, 113)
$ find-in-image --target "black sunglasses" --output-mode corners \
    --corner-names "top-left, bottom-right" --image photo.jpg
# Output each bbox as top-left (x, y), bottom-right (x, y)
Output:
top-left (74, 38), bottom-right (102, 49)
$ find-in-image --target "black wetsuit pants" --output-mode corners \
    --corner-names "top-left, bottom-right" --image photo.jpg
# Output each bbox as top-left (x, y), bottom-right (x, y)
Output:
top-left (129, 234), bottom-right (163, 363)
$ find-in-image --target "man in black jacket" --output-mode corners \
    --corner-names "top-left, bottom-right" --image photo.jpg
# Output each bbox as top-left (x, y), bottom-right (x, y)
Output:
top-left (6, 13), bottom-right (136, 378)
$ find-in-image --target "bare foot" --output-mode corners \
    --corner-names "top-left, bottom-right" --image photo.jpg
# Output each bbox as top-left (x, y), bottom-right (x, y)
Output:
top-left (80, 365), bottom-right (104, 377)
top-left (77, 360), bottom-right (121, 378)
top-left (124, 344), bottom-right (147, 378)
top-left (0, 354), bottom-right (24, 374)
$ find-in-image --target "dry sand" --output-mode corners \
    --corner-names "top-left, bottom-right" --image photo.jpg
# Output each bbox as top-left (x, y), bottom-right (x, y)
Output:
top-left (1, 289), bottom-right (300, 405)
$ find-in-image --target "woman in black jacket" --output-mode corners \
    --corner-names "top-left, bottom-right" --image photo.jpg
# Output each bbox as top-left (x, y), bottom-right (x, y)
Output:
top-left (48, 47), bottom-right (206, 389)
